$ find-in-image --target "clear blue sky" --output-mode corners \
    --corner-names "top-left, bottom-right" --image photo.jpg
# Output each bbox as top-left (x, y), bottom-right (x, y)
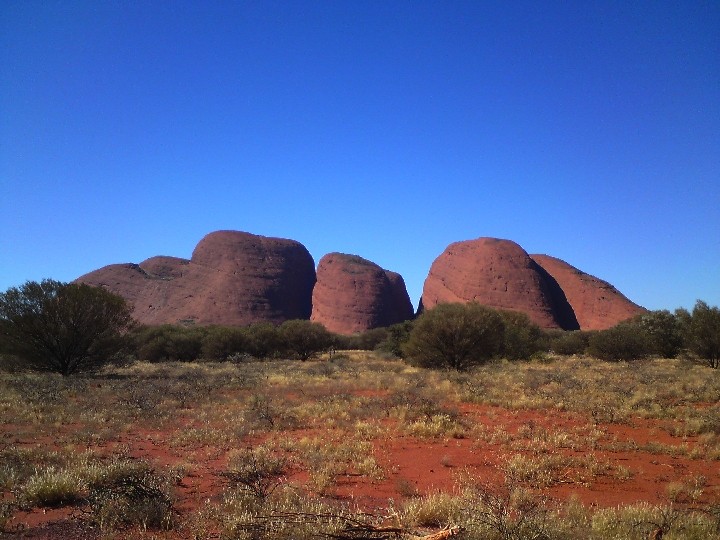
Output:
top-left (2, 1), bottom-right (718, 312)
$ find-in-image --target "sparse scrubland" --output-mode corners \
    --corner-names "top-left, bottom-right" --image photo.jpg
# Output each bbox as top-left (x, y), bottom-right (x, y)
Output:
top-left (0, 352), bottom-right (719, 539)
top-left (1, 282), bottom-right (720, 538)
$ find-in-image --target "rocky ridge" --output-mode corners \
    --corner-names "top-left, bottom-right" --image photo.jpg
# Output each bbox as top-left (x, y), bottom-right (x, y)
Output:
top-left (76, 231), bottom-right (644, 333)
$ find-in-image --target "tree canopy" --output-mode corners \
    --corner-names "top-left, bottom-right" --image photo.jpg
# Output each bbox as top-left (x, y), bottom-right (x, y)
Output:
top-left (0, 280), bottom-right (135, 375)
top-left (688, 300), bottom-right (720, 368)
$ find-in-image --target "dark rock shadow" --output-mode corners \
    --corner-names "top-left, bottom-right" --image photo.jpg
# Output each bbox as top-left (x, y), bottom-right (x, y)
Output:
top-left (532, 261), bottom-right (580, 330)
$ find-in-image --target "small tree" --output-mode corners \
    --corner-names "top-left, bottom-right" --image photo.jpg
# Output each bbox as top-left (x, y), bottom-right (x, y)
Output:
top-left (279, 320), bottom-right (333, 361)
top-left (633, 310), bottom-right (684, 358)
top-left (688, 300), bottom-right (720, 368)
top-left (402, 302), bottom-right (505, 370)
top-left (0, 280), bottom-right (134, 375)
top-left (377, 319), bottom-right (414, 357)
top-left (353, 327), bottom-right (389, 351)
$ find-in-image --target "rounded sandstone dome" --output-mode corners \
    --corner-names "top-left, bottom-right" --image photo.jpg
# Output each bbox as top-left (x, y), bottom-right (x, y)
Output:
top-left (421, 237), bottom-right (562, 328)
top-left (311, 252), bottom-right (413, 334)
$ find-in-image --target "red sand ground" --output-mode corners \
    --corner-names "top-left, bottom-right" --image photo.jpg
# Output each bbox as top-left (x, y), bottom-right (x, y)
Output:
top-left (4, 400), bottom-right (719, 538)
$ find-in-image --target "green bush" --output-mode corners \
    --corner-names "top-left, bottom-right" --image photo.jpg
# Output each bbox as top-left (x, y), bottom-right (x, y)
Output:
top-left (245, 323), bottom-right (283, 359)
top-left (550, 330), bottom-right (592, 356)
top-left (587, 323), bottom-right (650, 361)
top-left (499, 310), bottom-right (543, 360)
top-left (633, 310), bottom-right (684, 358)
top-left (402, 303), bottom-right (504, 370)
top-left (688, 300), bottom-right (720, 368)
top-left (279, 320), bottom-right (333, 361)
top-left (201, 326), bottom-right (250, 360)
top-left (133, 325), bottom-right (206, 362)
top-left (376, 320), bottom-right (414, 357)
top-left (336, 327), bottom-right (389, 351)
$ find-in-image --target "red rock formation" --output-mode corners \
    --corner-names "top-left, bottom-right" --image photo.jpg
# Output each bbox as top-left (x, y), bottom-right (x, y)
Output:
top-left (311, 253), bottom-right (414, 334)
top-left (139, 256), bottom-right (189, 280)
top-left (384, 270), bottom-right (415, 325)
top-left (76, 231), bottom-right (315, 326)
top-left (421, 238), bottom-right (568, 329)
top-left (530, 254), bottom-right (646, 330)
top-left (76, 230), bottom-right (643, 333)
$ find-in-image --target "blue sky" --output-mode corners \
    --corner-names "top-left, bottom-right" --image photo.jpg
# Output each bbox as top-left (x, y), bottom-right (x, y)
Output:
top-left (2, 1), bottom-right (718, 312)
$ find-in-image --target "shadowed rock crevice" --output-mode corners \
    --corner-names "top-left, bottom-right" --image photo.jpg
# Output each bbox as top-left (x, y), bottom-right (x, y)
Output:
top-left (530, 254), bottom-right (646, 330)
top-left (531, 260), bottom-right (580, 330)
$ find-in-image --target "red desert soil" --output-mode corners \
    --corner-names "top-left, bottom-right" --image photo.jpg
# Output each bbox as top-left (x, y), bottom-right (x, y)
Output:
top-left (5, 399), bottom-right (718, 538)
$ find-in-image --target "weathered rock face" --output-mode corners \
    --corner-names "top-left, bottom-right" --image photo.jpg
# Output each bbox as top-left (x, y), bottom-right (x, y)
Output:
top-left (384, 270), bottom-right (415, 325)
top-left (311, 253), bottom-right (414, 334)
top-left (421, 238), bottom-right (566, 328)
top-left (76, 230), bottom-right (644, 332)
top-left (76, 230), bottom-right (316, 326)
top-left (530, 254), bottom-right (646, 330)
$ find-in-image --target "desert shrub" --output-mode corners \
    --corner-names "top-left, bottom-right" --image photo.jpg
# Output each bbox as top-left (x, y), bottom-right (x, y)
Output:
top-left (292, 437), bottom-right (382, 495)
top-left (462, 481), bottom-right (552, 540)
top-left (499, 310), bottom-right (544, 360)
top-left (405, 413), bottom-right (466, 439)
top-left (87, 460), bottom-right (174, 531)
top-left (213, 484), bottom-right (382, 540)
top-left (279, 320), bottom-right (333, 361)
top-left (402, 491), bottom-right (465, 528)
top-left (0, 502), bottom-right (13, 531)
top-left (0, 353), bottom-right (27, 373)
top-left (630, 309), bottom-right (684, 358)
top-left (222, 446), bottom-right (288, 500)
top-left (550, 330), bottom-right (592, 355)
top-left (0, 280), bottom-right (134, 376)
top-left (589, 502), bottom-right (717, 540)
top-left (402, 303), bottom-right (504, 370)
top-left (587, 323), bottom-right (651, 361)
top-left (201, 326), bottom-right (251, 360)
top-left (687, 300), bottom-right (720, 368)
top-left (376, 319), bottom-right (414, 357)
top-left (338, 327), bottom-right (389, 351)
top-left (245, 322), bottom-right (283, 358)
top-left (0, 446), bottom-right (67, 491)
top-left (246, 394), bottom-right (299, 430)
top-left (133, 325), bottom-right (206, 362)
